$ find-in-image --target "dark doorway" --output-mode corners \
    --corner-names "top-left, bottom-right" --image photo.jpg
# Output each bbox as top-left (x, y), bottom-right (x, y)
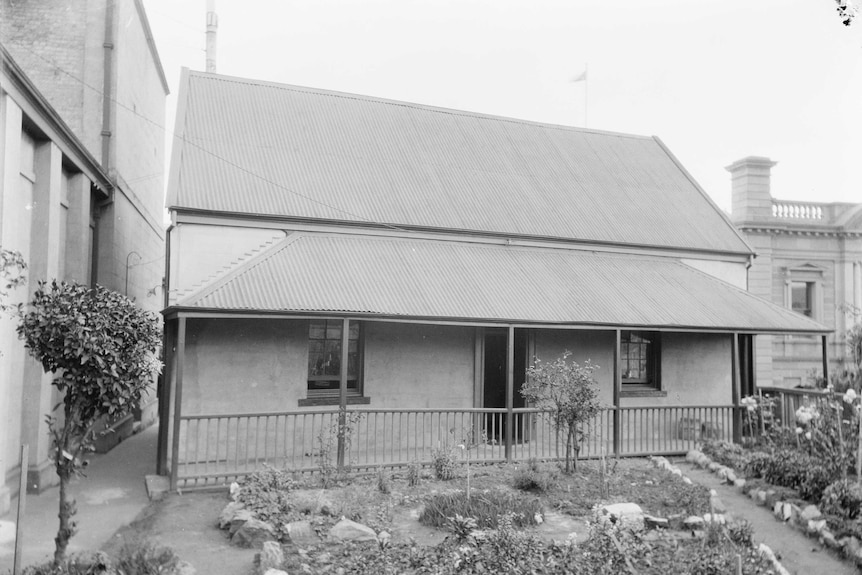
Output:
top-left (739, 334), bottom-right (755, 398)
top-left (483, 328), bottom-right (528, 441)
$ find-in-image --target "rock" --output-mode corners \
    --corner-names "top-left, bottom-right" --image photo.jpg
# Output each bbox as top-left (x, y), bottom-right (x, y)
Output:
top-left (855, 548), bottom-right (862, 567)
top-left (733, 478), bottom-right (746, 489)
top-left (283, 520), bottom-right (319, 547)
top-left (671, 468), bottom-right (682, 477)
top-left (682, 477), bottom-right (693, 485)
top-left (683, 516), bottom-right (704, 529)
top-left (229, 481), bottom-right (241, 501)
top-left (599, 503), bottom-right (645, 530)
top-left (748, 490), bottom-right (759, 502)
top-left (772, 502), bottom-right (782, 517)
top-left (257, 541), bottom-right (284, 574)
top-left (779, 502), bottom-right (792, 522)
top-left (710, 496), bottom-right (726, 514)
top-left (755, 491), bottom-right (767, 506)
top-left (644, 515), bottom-right (668, 529)
top-left (821, 531), bottom-right (840, 550)
top-left (378, 530), bottom-right (392, 545)
top-left (685, 450), bottom-right (699, 463)
top-left (263, 570), bottom-right (289, 575)
top-left (695, 453), bottom-right (710, 468)
top-left (232, 518), bottom-right (277, 549)
top-left (218, 501), bottom-right (246, 529)
top-left (329, 518), bottom-right (377, 542)
top-left (807, 519), bottom-right (827, 535)
top-left (708, 462), bottom-right (720, 472)
top-left (800, 505), bottom-right (821, 522)
top-left (716, 467), bottom-right (729, 481)
top-left (842, 536), bottom-right (862, 558)
top-left (177, 561), bottom-right (196, 575)
top-left (725, 470), bottom-right (737, 484)
top-left (229, 509), bottom-right (254, 535)
top-left (764, 490), bottom-right (778, 508)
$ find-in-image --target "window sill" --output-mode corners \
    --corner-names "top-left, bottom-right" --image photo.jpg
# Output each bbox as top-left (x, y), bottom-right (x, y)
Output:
top-left (298, 396), bottom-right (371, 407)
top-left (620, 389), bottom-right (667, 398)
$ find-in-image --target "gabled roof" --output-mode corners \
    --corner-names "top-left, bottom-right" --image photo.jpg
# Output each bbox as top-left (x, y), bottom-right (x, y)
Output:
top-left (168, 70), bottom-right (751, 256)
top-left (170, 233), bottom-right (825, 334)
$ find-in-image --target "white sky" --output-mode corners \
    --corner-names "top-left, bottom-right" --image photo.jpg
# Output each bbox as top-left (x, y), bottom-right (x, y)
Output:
top-left (144, 0), bottom-right (862, 213)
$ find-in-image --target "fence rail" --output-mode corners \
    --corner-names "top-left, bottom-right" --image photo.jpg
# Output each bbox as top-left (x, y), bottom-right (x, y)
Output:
top-left (757, 386), bottom-right (837, 428)
top-left (173, 404), bottom-right (737, 489)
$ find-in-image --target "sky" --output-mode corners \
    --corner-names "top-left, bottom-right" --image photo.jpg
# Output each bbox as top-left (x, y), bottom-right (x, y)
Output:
top-left (143, 0), bottom-right (862, 213)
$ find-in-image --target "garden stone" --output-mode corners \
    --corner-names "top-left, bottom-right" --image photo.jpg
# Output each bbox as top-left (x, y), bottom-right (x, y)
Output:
top-left (683, 516), bottom-right (704, 529)
top-left (229, 509), bottom-right (254, 535)
top-left (682, 476), bottom-right (693, 485)
top-left (708, 462), bottom-right (720, 472)
top-left (232, 518), bottom-right (277, 549)
top-left (755, 491), bottom-right (767, 506)
top-left (600, 503), bottom-right (644, 530)
top-left (724, 470), bottom-right (737, 484)
top-left (716, 467), bottom-right (729, 481)
top-left (780, 502), bottom-right (793, 522)
top-left (842, 536), bottom-right (862, 558)
top-left (702, 513), bottom-right (726, 525)
top-left (229, 481), bottom-right (241, 501)
top-left (734, 478), bottom-right (746, 489)
top-left (283, 520), bottom-right (319, 547)
top-left (263, 571), bottom-right (288, 575)
top-left (329, 518), bottom-right (377, 542)
top-left (177, 562), bottom-right (196, 575)
top-left (807, 519), bottom-right (827, 535)
top-left (644, 515), bottom-right (668, 529)
top-left (748, 490), bottom-right (759, 502)
top-left (764, 489), bottom-right (778, 508)
top-left (671, 468), bottom-right (682, 477)
top-left (257, 541), bottom-right (284, 574)
top-left (378, 530), bottom-right (391, 545)
top-left (800, 505), bottom-right (822, 522)
top-left (219, 501), bottom-right (246, 529)
top-left (709, 495), bottom-right (726, 514)
top-left (685, 450), bottom-right (699, 463)
top-left (772, 502), bottom-right (782, 517)
top-left (695, 454), bottom-right (710, 468)
top-left (821, 531), bottom-right (840, 550)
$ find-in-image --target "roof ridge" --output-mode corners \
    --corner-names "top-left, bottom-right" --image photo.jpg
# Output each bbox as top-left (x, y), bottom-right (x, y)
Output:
top-left (187, 70), bottom-right (653, 141)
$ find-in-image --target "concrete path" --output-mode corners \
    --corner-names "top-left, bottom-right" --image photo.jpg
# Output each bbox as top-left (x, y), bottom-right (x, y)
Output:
top-left (678, 461), bottom-right (857, 575)
top-left (0, 425), bottom-right (157, 571)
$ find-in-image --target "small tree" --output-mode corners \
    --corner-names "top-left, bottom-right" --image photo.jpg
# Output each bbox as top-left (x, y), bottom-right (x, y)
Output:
top-left (521, 351), bottom-right (601, 473)
top-left (17, 281), bottom-right (162, 565)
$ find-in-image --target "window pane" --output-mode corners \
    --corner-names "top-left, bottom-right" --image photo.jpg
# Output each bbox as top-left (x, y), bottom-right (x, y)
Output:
top-left (309, 321), bottom-right (325, 340)
top-left (349, 322), bottom-right (360, 339)
top-left (309, 353), bottom-right (323, 375)
top-left (326, 322), bottom-right (342, 340)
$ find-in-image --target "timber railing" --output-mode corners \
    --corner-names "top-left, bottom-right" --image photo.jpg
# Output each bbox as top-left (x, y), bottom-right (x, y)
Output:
top-left (757, 385), bottom-right (836, 428)
top-left (171, 404), bottom-right (736, 489)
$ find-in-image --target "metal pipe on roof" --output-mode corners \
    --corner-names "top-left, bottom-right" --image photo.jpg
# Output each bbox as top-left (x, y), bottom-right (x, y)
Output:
top-left (206, 0), bottom-right (218, 73)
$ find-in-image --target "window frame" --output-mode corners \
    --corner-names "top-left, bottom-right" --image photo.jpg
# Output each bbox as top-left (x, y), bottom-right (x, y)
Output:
top-left (620, 330), bottom-right (662, 395)
top-left (299, 319), bottom-right (370, 406)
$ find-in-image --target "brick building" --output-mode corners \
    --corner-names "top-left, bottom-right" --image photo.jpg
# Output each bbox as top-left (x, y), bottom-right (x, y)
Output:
top-left (0, 0), bottom-right (168, 511)
top-left (729, 156), bottom-right (862, 389)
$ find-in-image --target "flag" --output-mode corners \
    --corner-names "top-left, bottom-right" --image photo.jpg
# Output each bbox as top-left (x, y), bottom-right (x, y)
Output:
top-left (572, 70), bottom-right (587, 83)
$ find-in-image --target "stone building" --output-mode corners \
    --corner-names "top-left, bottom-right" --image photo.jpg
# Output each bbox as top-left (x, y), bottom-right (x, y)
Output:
top-left (0, 0), bottom-right (167, 511)
top-left (729, 156), bottom-right (862, 389)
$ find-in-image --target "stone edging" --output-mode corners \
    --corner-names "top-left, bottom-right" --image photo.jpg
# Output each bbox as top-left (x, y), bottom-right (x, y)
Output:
top-left (683, 449), bottom-right (862, 570)
top-left (648, 455), bottom-right (791, 575)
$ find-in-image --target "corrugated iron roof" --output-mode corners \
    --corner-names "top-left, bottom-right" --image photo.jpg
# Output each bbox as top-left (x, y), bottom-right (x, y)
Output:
top-left (168, 71), bottom-right (751, 255)
top-left (175, 234), bottom-right (826, 333)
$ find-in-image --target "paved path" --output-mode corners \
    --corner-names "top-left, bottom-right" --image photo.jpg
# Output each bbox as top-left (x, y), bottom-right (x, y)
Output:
top-left (678, 461), bottom-right (857, 575)
top-left (0, 425), bottom-right (156, 571)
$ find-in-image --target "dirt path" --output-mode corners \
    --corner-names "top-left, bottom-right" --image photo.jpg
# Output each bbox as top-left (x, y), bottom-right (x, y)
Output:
top-left (677, 461), bottom-right (857, 575)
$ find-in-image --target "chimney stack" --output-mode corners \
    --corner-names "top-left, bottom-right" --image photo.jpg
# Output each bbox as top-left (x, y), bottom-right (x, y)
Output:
top-left (205, 0), bottom-right (218, 73)
top-left (726, 156), bottom-right (777, 224)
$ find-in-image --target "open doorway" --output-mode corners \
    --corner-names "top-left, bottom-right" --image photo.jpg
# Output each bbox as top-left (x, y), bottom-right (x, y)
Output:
top-left (483, 328), bottom-right (529, 441)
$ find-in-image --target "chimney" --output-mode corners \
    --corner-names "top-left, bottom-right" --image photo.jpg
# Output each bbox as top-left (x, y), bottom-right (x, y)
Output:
top-left (726, 156), bottom-right (777, 224)
top-left (205, 0), bottom-right (218, 73)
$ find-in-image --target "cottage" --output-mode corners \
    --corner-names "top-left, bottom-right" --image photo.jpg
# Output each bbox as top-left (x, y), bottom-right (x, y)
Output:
top-left (161, 70), bottom-right (827, 488)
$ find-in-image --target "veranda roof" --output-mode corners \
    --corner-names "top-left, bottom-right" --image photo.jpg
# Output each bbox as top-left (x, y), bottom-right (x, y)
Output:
top-left (168, 70), bottom-right (751, 256)
top-left (171, 233), bottom-right (827, 334)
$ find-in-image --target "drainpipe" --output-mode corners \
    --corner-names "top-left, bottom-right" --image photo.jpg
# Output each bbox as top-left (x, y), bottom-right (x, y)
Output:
top-left (101, 0), bottom-right (115, 169)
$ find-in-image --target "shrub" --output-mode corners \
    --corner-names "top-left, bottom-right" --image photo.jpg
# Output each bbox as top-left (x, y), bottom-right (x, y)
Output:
top-left (236, 465), bottom-right (298, 525)
top-left (406, 460), bottom-right (421, 487)
top-left (23, 554), bottom-right (111, 575)
top-left (744, 449), bottom-right (835, 502)
top-left (114, 540), bottom-right (183, 575)
top-left (376, 468), bottom-right (391, 494)
top-left (512, 458), bottom-right (558, 492)
top-left (726, 519), bottom-right (754, 547)
top-left (419, 490), bottom-right (541, 529)
top-left (431, 444), bottom-right (458, 480)
top-left (822, 479), bottom-right (862, 519)
top-left (701, 440), bottom-right (748, 469)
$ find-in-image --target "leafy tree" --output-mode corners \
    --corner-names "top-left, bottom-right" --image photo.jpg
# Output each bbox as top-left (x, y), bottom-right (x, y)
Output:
top-left (0, 246), bottom-right (27, 313)
top-left (17, 281), bottom-right (161, 565)
top-left (521, 351), bottom-right (601, 473)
